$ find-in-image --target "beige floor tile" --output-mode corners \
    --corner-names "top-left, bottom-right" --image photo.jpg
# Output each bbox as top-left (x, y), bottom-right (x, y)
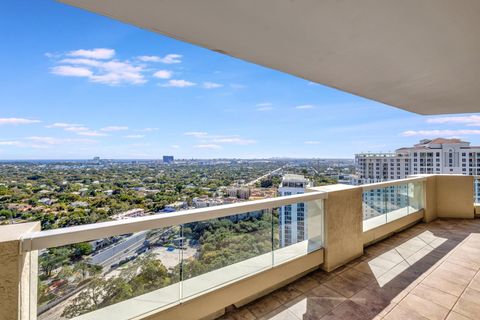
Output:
top-left (468, 272), bottom-right (480, 292)
top-left (375, 260), bottom-right (410, 287)
top-left (353, 260), bottom-right (391, 279)
top-left (257, 306), bottom-right (300, 320)
top-left (270, 285), bottom-right (302, 305)
top-left (383, 304), bottom-right (429, 320)
top-left (285, 286), bottom-right (345, 320)
top-left (436, 261), bottom-right (477, 285)
top-left (323, 274), bottom-right (369, 298)
top-left (247, 295), bottom-right (282, 318)
top-left (377, 249), bottom-right (406, 265)
top-left (319, 300), bottom-right (377, 320)
top-left (446, 312), bottom-right (472, 320)
top-left (220, 307), bottom-right (257, 320)
top-left (446, 252), bottom-right (480, 271)
top-left (397, 294), bottom-right (450, 320)
top-left (410, 283), bottom-right (458, 310)
top-left (289, 275), bottom-right (320, 293)
top-left (338, 268), bottom-right (375, 287)
top-left (452, 287), bottom-right (480, 320)
top-left (350, 285), bottom-right (397, 316)
top-left (422, 272), bottom-right (467, 297)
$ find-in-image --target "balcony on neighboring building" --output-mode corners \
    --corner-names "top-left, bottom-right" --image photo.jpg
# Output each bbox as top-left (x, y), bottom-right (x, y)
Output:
top-left (2, 174), bottom-right (479, 320)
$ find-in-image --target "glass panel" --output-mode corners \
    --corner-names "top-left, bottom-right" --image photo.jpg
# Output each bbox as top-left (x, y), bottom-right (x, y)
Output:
top-left (273, 200), bottom-right (323, 265)
top-left (474, 177), bottom-right (480, 203)
top-left (385, 185), bottom-right (409, 223)
top-left (363, 188), bottom-right (388, 231)
top-left (181, 209), bottom-right (273, 298)
top-left (36, 227), bottom-right (181, 320)
top-left (363, 182), bottom-right (425, 231)
top-left (408, 181), bottom-right (424, 212)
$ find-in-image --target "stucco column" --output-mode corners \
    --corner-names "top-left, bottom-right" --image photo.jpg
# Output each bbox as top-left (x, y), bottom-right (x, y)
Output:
top-left (308, 185), bottom-right (363, 272)
top-left (0, 222), bottom-right (40, 320)
top-left (436, 175), bottom-right (474, 218)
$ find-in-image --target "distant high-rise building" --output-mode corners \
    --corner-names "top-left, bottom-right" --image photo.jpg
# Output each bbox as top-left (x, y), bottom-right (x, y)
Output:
top-left (163, 156), bottom-right (174, 164)
top-left (355, 138), bottom-right (480, 203)
top-left (278, 174), bottom-right (311, 247)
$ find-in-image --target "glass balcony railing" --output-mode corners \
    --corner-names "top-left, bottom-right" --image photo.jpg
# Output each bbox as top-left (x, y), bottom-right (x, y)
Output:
top-left (26, 192), bottom-right (325, 320)
top-left (362, 177), bottom-right (425, 231)
top-left (474, 176), bottom-right (480, 203)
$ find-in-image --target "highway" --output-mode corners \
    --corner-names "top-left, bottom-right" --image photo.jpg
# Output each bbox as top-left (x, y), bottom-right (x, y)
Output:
top-left (245, 167), bottom-right (283, 186)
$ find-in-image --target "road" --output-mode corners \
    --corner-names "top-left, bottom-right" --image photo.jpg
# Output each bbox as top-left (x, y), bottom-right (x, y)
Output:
top-left (90, 231), bottom-right (148, 269)
top-left (90, 227), bottom-right (175, 271)
top-left (245, 167), bottom-right (283, 186)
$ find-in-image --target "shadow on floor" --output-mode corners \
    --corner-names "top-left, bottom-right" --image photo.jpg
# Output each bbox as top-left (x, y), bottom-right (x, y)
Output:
top-left (219, 218), bottom-right (480, 320)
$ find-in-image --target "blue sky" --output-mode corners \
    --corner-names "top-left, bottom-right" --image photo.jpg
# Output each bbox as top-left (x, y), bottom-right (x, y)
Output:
top-left (1, 1), bottom-right (480, 159)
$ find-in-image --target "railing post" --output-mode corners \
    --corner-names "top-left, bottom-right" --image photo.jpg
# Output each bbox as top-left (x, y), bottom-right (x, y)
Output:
top-left (308, 185), bottom-right (363, 272)
top-left (0, 222), bottom-right (40, 320)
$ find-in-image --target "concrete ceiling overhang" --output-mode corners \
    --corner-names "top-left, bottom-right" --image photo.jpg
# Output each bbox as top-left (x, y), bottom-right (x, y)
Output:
top-left (60, 0), bottom-right (480, 115)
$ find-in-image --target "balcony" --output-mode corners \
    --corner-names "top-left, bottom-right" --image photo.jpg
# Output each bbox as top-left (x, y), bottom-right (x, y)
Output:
top-left (0, 174), bottom-right (477, 320)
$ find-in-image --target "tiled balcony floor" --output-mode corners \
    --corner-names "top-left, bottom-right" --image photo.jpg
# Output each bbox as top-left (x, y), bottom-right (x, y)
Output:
top-left (219, 219), bottom-right (480, 320)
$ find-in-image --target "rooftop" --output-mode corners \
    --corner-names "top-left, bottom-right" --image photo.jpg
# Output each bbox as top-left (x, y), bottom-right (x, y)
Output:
top-left (222, 218), bottom-right (480, 320)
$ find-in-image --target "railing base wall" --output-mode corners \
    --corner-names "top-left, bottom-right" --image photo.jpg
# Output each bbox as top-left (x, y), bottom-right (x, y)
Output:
top-left (363, 210), bottom-right (424, 247)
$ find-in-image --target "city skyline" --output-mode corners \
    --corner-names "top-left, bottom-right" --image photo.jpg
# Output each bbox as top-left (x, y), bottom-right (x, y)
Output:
top-left (2, 1), bottom-right (480, 160)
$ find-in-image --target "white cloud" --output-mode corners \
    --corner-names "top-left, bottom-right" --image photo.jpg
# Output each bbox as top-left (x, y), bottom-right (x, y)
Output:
top-left (304, 140), bottom-right (321, 145)
top-left (26, 136), bottom-right (97, 145)
top-left (185, 132), bottom-right (256, 146)
top-left (77, 131), bottom-right (107, 137)
top-left (295, 104), bottom-right (315, 110)
top-left (138, 128), bottom-right (159, 132)
top-left (50, 50), bottom-right (187, 86)
top-left (153, 70), bottom-right (173, 79)
top-left (89, 61), bottom-right (146, 85)
top-left (426, 115), bottom-right (480, 126)
top-left (256, 102), bottom-right (274, 111)
top-left (202, 82), bottom-right (223, 89)
top-left (256, 106), bottom-right (274, 112)
top-left (184, 131), bottom-right (208, 137)
top-left (210, 137), bottom-right (256, 145)
top-left (124, 134), bottom-right (145, 139)
top-left (46, 122), bottom-right (91, 134)
top-left (0, 118), bottom-right (41, 125)
top-left (51, 66), bottom-right (93, 77)
top-left (160, 79), bottom-right (196, 88)
top-left (0, 141), bottom-right (21, 146)
top-left (171, 145), bottom-right (180, 149)
top-left (100, 126), bottom-right (129, 132)
top-left (67, 48), bottom-right (115, 60)
top-left (137, 54), bottom-right (182, 64)
top-left (59, 58), bottom-right (102, 67)
top-left (46, 122), bottom-right (83, 128)
top-left (256, 102), bottom-right (272, 107)
top-left (402, 130), bottom-right (480, 137)
top-left (64, 126), bottom-right (89, 132)
top-left (195, 144), bottom-right (221, 149)
top-left (51, 50), bottom-right (146, 85)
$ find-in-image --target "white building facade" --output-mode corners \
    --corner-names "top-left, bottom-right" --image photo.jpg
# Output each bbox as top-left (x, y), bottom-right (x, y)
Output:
top-left (278, 174), bottom-right (311, 247)
top-left (355, 138), bottom-right (480, 204)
